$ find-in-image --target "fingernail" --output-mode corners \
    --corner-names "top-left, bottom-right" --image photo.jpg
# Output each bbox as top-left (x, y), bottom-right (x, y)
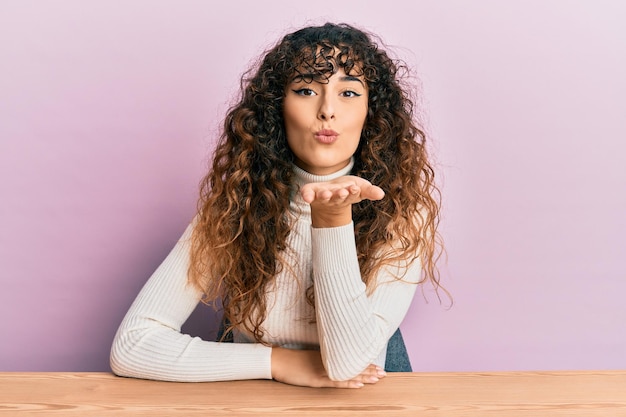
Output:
top-left (355, 382), bottom-right (364, 388)
top-left (377, 369), bottom-right (387, 377)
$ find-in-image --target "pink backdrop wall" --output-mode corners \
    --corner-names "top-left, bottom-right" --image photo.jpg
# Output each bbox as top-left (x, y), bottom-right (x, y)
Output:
top-left (2, 0), bottom-right (625, 372)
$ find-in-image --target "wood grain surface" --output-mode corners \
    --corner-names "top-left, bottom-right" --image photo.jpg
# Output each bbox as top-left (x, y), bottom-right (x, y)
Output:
top-left (1, 371), bottom-right (625, 416)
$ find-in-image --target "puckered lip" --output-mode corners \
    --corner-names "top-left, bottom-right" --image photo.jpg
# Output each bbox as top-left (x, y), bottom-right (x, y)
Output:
top-left (316, 129), bottom-right (339, 136)
top-left (314, 129), bottom-right (339, 144)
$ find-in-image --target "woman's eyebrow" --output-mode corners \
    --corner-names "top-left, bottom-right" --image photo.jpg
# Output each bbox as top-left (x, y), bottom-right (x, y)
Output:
top-left (340, 75), bottom-right (365, 87)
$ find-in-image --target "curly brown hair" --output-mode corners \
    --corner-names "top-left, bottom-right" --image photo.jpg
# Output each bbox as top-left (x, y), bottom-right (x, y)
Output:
top-left (189, 23), bottom-right (444, 343)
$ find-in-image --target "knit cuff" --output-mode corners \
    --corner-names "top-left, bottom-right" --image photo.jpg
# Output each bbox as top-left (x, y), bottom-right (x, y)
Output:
top-left (310, 223), bottom-right (359, 276)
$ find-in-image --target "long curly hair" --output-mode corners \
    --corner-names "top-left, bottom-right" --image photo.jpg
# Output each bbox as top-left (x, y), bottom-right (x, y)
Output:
top-left (189, 23), bottom-right (444, 343)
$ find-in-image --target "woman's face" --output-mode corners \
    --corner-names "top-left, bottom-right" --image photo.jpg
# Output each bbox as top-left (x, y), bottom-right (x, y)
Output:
top-left (283, 67), bottom-right (368, 175)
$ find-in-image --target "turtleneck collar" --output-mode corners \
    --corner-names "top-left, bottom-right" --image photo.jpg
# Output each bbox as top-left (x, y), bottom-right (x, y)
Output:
top-left (292, 158), bottom-right (355, 187)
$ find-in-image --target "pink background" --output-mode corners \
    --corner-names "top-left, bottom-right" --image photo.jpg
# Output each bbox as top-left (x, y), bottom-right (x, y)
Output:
top-left (1, 1), bottom-right (625, 372)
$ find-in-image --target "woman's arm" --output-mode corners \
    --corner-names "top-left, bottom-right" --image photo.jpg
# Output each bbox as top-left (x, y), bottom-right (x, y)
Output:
top-left (270, 347), bottom-right (386, 388)
top-left (311, 224), bottom-right (420, 381)
top-left (301, 176), bottom-right (421, 381)
top-left (111, 222), bottom-right (386, 388)
top-left (109, 223), bottom-right (272, 382)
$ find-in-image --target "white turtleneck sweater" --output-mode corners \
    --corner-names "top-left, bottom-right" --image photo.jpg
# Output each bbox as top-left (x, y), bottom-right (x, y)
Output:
top-left (110, 161), bottom-right (421, 382)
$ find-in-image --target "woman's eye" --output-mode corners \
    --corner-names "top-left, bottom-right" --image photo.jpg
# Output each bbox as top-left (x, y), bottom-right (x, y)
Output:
top-left (293, 88), bottom-right (316, 96)
top-left (341, 90), bottom-right (362, 98)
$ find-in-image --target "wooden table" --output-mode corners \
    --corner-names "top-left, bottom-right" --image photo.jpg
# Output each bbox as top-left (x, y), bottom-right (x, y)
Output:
top-left (1, 371), bottom-right (625, 416)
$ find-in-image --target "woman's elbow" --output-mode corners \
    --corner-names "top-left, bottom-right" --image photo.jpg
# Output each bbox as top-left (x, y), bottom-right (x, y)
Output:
top-left (109, 336), bottom-right (133, 377)
top-left (109, 327), bottom-right (145, 378)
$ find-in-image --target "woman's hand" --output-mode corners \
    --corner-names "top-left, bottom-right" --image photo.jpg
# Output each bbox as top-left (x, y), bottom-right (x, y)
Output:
top-left (300, 175), bottom-right (385, 228)
top-left (271, 347), bottom-right (386, 388)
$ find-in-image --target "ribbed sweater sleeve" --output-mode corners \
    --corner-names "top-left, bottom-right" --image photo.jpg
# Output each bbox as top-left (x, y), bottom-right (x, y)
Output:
top-left (109, 224), bottom-right (272, 382)
top-left (311, 223), bottom-right (421, 381)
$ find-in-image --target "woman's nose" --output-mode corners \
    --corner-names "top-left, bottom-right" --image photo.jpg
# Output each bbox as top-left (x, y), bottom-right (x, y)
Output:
top-left (317, 95), bottom-right (335, 120)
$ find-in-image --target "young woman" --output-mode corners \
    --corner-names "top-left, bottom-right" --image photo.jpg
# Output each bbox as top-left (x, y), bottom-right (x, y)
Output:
top-left (110, 22), bottom-right (442, 389)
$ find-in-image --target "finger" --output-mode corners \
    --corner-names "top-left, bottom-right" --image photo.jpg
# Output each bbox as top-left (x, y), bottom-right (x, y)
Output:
top-left (301, 179), bottom-right (383, 204)
top-left (331, 380), bottom-right (365, 389)
top-left (356, 366), bottom-right (386, 385)
top-left (348, 375), bottom-right (380, 386)
top-left (317, 189), bottom-right (333, 202)
top-left (301, 187), bottom-right (315, 204)
top-left (336, 177), bottom-right (384, 202)
top-left (328, 366), bottom-right (385, 388)
top-left (313, 377), bottom-right (363, 389)
top-left (301, 184), bottom-right (340, 203)
top-left (335, 187), bottom-right (350, 200)
top-left (361, 184), bottom-right (385, 201)
top-left (359, 365), bottom-right (387, 378)
top-left (304, 185), bottom-right (349, 204)
top-left (320, 365), bottom-right (387, 389)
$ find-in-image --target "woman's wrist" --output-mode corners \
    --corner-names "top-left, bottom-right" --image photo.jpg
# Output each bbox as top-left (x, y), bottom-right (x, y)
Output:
top-left (310, 206), bottom-right (352, 228)
top-left (270, 347), bottom-right (280, 379)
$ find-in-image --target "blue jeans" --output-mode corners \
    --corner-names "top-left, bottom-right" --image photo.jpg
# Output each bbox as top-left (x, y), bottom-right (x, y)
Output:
top-left (217, 320), bottom-right (412, 372)
top-left (384, 328), bottom-right (412, 372)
